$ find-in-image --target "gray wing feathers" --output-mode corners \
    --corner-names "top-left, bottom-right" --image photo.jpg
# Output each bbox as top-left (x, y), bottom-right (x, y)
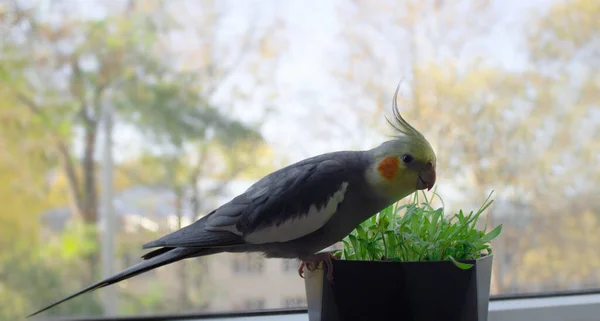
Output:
top-left (141, 213), bottom-right (244, 249)
top-left (204, 203), bottom-right (248, 232)
top-left (142, 151), bottom-right (363, 250)
top-left (235, 158), bottom-right (349, 235)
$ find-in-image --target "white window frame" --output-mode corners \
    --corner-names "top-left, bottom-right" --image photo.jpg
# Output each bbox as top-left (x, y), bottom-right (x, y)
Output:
top-left (221, 294), bottom-right (600, 321)
top-left (38, 293), bottom-right (600, 321)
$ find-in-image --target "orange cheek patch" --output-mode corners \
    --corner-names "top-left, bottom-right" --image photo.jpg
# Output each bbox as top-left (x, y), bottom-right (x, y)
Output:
top-left (377, 157), bottom-right (399, 180)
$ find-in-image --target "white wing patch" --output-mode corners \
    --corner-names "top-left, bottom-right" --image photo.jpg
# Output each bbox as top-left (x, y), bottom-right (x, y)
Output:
top-left (243, 181), bottom-right (350, 244)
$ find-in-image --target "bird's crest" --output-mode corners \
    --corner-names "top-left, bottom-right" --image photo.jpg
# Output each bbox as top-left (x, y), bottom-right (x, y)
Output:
top-left (385, 82), bottom-right (426, 140)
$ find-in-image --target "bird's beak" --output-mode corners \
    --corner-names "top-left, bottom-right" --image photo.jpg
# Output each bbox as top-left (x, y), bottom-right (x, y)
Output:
top-left (416, 162), bottom-right (436, 191)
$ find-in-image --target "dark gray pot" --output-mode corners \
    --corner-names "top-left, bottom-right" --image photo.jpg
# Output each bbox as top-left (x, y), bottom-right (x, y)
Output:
top-left (304, 255), bottom-right (493, 321)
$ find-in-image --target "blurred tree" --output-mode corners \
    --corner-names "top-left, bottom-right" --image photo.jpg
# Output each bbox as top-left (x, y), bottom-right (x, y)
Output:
top-left (525, 0), bottom-right (599, 196)
top-left (506, 0), bottom-right (600, 293)
top-left (0, 0), bottom-right (284, 316)
top-left (0, 94), bottom-right (104, 318)
top-left (333, 0), bottom-right (599, 294)
top-left (0, 97), bottom-right (50, 250)
top-left (106, 0), bottom-right (284, 311)
top-left (0, 249), bottom-right (104, 320)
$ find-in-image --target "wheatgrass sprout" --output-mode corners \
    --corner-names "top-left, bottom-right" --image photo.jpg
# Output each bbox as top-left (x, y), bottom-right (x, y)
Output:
top-left (338, 189), bottom-right (502, 269)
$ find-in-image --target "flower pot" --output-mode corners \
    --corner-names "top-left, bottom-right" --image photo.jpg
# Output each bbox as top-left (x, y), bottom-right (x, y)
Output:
top-left (303, 254), bottom-right (493, 321)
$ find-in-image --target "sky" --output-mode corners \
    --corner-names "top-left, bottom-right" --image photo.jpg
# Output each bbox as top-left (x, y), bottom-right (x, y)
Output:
top-left (31, 0), bottom-right (561, 205)
top-left (219, 0), bottom-right (551, 170)
top-left (42, 0), bottom-right (551, 163)
top-left (218, 0), bottom-right (542, 161)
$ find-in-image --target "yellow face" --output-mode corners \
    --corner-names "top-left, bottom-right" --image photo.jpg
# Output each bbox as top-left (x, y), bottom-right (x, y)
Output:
top-left (369, 84), bottom-right (437, 200)
top-left (366, 139), bottom-right (437, 201)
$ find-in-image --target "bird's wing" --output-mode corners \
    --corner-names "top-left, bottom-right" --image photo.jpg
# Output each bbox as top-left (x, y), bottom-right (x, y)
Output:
top-left (143, 156), bottom-right (353, 249)
top-left (141, 209), bottom-right (246, 250)
top-left (210, 157), bottom-right (352, 244)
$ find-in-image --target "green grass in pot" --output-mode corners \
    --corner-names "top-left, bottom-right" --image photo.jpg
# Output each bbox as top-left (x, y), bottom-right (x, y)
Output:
top-left (335, 190), bottom-right (502, 269)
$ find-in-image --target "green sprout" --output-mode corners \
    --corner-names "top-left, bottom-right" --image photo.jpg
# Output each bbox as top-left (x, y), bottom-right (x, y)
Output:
top-left (336, 189), bottom-right (502, 270)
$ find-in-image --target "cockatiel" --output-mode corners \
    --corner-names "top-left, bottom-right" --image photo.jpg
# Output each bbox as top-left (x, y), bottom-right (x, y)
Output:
top-left (28, 85), bottom-right (436, 317)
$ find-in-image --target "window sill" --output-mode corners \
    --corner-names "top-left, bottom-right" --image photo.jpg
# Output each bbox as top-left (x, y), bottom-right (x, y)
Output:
top-left (39, 293), bottom-right (600, 321)
top-left (489, 293), bottom-right (600, 321)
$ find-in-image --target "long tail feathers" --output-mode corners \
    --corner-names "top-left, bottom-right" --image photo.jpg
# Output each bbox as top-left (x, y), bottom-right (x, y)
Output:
top-left (27, 247), bottom-right (207, 318)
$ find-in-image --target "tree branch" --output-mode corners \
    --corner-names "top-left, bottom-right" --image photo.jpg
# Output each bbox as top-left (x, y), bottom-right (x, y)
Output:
top-left (69, 55), bottom-right (93, 124)
top-left (15, 92), bottom-right (42, 114)
top-left (80, 115), bottom-right (99, 223)
top-left (56, 138), bottom-right (85, 219)
top-left (91, 80), bottom-right (108, 122)
top-left (15, 90), bottom-right (85, 220)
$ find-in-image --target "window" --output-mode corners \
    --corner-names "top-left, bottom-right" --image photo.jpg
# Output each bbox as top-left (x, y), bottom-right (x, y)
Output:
top-left (240, 298), bottom-right (266, 311)
top-left (282, 296), bottom-right (307, 309)
top-left (282, 259), bottom-right (301, 273)
top-left (121, 251), bottom-right (155, 278)
top-left (2, 0), bottom-right (597, 320)
top-left (231, 254), bottom-right (265, 275)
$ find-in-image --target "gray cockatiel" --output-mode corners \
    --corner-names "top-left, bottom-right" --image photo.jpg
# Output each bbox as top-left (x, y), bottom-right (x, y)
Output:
top-left (28, 85), bottom-right (436, 317)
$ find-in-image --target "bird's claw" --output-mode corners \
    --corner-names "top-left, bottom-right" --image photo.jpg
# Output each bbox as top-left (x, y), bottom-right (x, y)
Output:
top-left (297, 252), bottom-right (336, 282)
top-left (297, 261), bottom-right (317, 279)
top-left (298, 262), bottom-right (306, 278)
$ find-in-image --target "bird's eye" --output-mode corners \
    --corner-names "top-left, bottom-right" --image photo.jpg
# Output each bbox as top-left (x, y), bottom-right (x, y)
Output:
top-left (401, 154), bottom-right (414, 164)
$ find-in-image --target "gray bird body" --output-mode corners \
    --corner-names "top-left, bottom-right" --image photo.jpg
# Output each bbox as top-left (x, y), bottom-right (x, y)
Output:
top-left (143, 149), bottom-right (392, 260)
top-left (28, 87), bottom-right (437, 317)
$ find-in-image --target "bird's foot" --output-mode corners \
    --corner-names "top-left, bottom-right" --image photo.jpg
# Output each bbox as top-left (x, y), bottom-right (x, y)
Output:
top-left (297, 252), bottom-right (336, 282)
